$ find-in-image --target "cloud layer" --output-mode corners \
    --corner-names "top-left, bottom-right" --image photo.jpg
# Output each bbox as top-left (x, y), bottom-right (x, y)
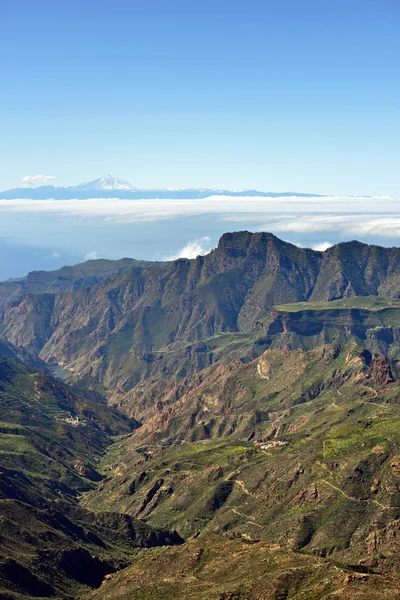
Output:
top-left (0, 194), bottom-right (399, 241)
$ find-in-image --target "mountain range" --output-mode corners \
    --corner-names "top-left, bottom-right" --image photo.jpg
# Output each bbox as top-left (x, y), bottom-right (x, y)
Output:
top-left (1, 231), bottom-right (400, 598)
top-left (0, 175), bottom-right (322, 200)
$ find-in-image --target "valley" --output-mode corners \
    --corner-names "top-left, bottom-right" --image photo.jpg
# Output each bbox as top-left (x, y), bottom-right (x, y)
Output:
top-left (1, 232), bottom-right (400, 598)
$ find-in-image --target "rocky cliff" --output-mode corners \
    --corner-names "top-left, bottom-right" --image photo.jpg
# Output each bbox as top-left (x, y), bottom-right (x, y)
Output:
top-left (2, 232), bottom-right (400, 400)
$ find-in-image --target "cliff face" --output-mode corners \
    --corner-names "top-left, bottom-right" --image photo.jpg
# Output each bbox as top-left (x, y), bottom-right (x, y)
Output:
top-left (1, 232), bottom-right (400, 394)
top-left (310, 241), bottom-right (400, 301)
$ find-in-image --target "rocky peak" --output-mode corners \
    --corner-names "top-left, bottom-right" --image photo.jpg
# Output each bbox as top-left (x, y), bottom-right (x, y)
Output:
top-left (215, 231), bottom-right (288, 258)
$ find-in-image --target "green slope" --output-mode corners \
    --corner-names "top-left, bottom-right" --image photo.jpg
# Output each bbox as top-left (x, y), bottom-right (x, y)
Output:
top-left (2, 234), bottom-right (400, 599)
top-left (276, 295), bottom-right (400, 312)
top-left (0, 350), bottom-right (181, 599)
top-left (83, 344), bottom-right (400, 598)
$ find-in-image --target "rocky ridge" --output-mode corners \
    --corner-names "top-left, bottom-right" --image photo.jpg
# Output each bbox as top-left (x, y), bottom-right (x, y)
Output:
top-left (2, 232), bottom-right (400, 403)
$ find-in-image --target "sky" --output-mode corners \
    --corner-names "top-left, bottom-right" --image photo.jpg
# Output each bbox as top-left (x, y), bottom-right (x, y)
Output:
top-left (0, 1), bottom-right (400, 280)
top-left (1, 0), bottom-right (399, 195)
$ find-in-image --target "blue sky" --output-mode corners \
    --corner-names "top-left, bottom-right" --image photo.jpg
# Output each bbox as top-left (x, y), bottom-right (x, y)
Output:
top-left (1, 0), bottom-right (399, 195)
top-left (0, 1), bottom-right (400, 280)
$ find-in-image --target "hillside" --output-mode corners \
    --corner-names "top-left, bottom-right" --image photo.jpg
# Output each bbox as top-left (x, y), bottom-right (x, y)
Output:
top-left (87, 535), bottom-right (400, 600)
top-left (0, 347), bottom-right (181, 599)
top-left (83, 344), bottom-right (400, 599)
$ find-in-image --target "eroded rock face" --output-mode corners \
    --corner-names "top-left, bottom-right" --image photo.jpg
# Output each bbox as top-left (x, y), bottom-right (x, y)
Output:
top-left (370, 355), bottom-right (394, 386)
top-left (365, 519), bottom-right (400, 565)
top-left (292, 484), bottom-right (318, 507)
top-left (366, 530), bottom-right (380, 555)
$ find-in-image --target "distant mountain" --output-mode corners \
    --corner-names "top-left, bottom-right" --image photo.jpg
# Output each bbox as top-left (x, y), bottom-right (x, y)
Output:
top-left (0, 176), bottom-right (323, 199)
top-left (0, 256), bottom-right (167, 307)
top-left (72, 175), bottom-right (137, 192)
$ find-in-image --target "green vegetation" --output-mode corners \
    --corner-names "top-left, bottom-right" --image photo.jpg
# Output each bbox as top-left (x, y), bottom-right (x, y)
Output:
top-left (79, 341), bottom-right (400, 599)
top-left (276, 295), bottom-right (400, 312)
top-left (0, 350), bottom-right (181, 599)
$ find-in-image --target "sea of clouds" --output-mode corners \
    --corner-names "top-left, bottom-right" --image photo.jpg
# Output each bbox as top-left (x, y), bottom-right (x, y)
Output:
top-left (0, 194), bottom-right (398, 280)
top-left (0, 194), bottom-right (399, 235)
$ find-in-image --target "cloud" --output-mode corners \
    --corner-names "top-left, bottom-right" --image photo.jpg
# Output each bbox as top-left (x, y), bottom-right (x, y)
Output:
top-left (165, 237), bottom-right (213, 260)
top-left (51, 250), bottom-right (62, 259)
top-left (268, 215), bottom-right (400, 238)
top-left (312, 241), bottom-right (333, 252)
top-left (21, 175), bottom-right (56, 186)
top-left (84, 251), bottom-right (101, 261)
top-left (1, 194), bottom-right (400, 240)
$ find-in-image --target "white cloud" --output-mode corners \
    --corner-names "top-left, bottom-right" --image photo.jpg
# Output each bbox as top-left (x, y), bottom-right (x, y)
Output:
top-left (0, 194), bottom-right (400, 240)
top-left (51, 250), bottom-right (62, 259)
top-left (165, 237), bottom-right (213, 260)
top-left (269, 215), bottom-right (400, 238)
top-left (84, 251), bottom-right (100, 260)
top-left (312, 241), bottom-right (333, 252)
top-left (21, 174), bottom-right (56, 186)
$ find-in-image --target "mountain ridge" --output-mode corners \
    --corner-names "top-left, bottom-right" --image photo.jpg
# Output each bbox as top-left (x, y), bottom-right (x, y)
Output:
top-left (1, 231), bottom-right (400, 400)
top-left (0, 176), bottom-right (323, 199)
top-left (84, 342), bottom-right (400, 600)
top-left (0, 256), bottom-right (168, 308)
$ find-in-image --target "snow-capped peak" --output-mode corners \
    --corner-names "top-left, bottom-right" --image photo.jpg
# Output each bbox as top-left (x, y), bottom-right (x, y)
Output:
top-left (72, 175), bottom-right (137, 192)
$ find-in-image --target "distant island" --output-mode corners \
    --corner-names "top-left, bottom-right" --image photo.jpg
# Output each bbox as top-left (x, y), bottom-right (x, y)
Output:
top-left (0, 175), bottom-right (323, 200)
